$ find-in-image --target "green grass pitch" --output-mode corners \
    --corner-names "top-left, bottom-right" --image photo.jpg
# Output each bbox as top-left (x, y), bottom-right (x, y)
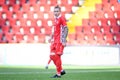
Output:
top-left (0, 65), bottom-right (120, 80)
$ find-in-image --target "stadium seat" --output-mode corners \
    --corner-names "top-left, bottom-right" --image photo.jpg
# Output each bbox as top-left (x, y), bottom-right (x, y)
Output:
top-left (11, 26), bottom-right (20, 34)
top-left (114, 11), bottom-right (120, 18)
top-left (89, 18), bottom-right (98, 26)
top-left (68, 33), bottom-right (76, 44)
top-left (98, 19), bottom-right (108, 26)
top-left (95, 4), bottom-right (103, 11)
top-left (114, 34), bottom-right (120, 44)
top-left (19, 18), bottom-right (27, 26)
top-left (1, 26), bottom-right (10, 34)
top-left (49, 0), bottom-right (57, 5)
top-left (0, 4), bottom-right (8, 12)
top-left (95, 11), bottom-right (105, 19)
top-left (91, 26), bottom-right (101, 34)
top-left (111, 26), bottom-right (120, 34)
top-left (75, 26), bottom-right (83, 34)
top-left (37, 33), bottom-right (45, 43)
top-left (20, 26), bottom-right (30, 34)
top-left (104, 33), bottom-right (115, 45)
top-left (29, 4), bottom-right (40, 12)
top-left (8, 0), bottom-right (16, 5)
top-left (26, 33), bottom-right (34, 43)
top-left (82, 19), bottom-right (90, 26)
top-left (4, 33), bottom-right (14, 43)
top-left (72, 0), bottom-right (79, 5)
top-left (104, 11), bottom-right (115, 19)
top-left (101, 26), bottom-right (111, 34)
top-left (94, 33), bottom-right (105, 45)
top-left (89, 11), bottom-right (96, 19)
top-left (0, 33), bottom-right (3, 43)
top-left (44, 26), bottom-right (52, 35)
top-left (102, 3), bottom-right (112, 12)
top-left (0, 0), bottom-right (5, 4)
top-left (21, 4), bottom-right (30, 12)
top-left (107, 18), bottom-right (118, 26)
top-left (83, 26), bottom-right (92, 34)
top-left (15, 33), bottom-right (24, 43)
top-left (34, 26), bottom-right (41, 34)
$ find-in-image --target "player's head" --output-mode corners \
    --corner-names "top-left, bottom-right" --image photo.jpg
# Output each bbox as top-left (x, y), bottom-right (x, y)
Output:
top-left (54, 5), bottom-right (61, 17)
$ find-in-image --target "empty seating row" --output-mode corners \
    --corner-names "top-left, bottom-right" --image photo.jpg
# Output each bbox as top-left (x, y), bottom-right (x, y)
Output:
top-left (0, 0), bottom-right (79, 6)
top-left (68, 32), bottom-right (120, 45)
top-left (0, 32), bottom-right (46, 43)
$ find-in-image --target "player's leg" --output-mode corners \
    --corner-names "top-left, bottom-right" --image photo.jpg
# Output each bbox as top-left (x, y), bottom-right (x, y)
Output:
top-left (57, 43), bottom-right (66, 76)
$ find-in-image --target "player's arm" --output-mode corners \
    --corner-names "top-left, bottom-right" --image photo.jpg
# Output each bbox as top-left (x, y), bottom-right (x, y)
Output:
top-left (62, 26), bottom-right (68, 46)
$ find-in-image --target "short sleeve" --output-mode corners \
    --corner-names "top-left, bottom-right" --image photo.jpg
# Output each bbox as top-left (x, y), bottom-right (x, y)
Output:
top-left (61, 16), bottom-right (67, 27)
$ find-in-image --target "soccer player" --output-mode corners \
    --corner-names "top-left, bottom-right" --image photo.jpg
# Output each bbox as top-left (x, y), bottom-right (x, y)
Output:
top-left (49, 5), bottom-right (68, 78)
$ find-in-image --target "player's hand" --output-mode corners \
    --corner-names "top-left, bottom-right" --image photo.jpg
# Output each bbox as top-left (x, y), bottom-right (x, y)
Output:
top-left (48, 38), bottom-right (54, 43)
top-left (62, 42), bottom-right (66, 47)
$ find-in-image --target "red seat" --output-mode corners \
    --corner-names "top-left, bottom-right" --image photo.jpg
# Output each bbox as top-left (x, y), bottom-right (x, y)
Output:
top-left (29, 4), bottom-right (40, 12)
top-left (102, 3), bottom-right (112, 12)
top-left (94, 33), bottom-right (105, 45)
top-left (29, 0), bottom-right (37, 4)
top-left (95, 11), bottom-right (105, 19)
top-left (111, 26), bottom-right (120, 34)
top-left (15, 33), bottom-right (24, 43)
top-left (44, 26), bottom-right (52, 35)
top-left (20, 26), bottom-right (30, 34)
top-left (19, 0), bottom-right (27, 4)
top-left (114, 34), bottom-right (120, 44)
top-left (0, 33), bottom-right (3, 43)
top-left (83, 26), bottom-right (92, 34)
top-left (26, 33), bottom-right (34, 43)
top-left (34, 26), bottom-right (41, 34)
top-left (0, 0), bottom-right (5, 4)
top-left (11, 26), bottom-right (20, 34)
top-left (68, 33), bottom-right (76, 44)
top-left (1, 26), bottom-right (10, 34)
top-left (0, 19), bottom-right (5, 26)
top-left (89, 18), bottom-right (98, 26)
top-left (36, 12), bottom-right (44, 19)
top-left (50, 0), bottom-right (57, 5)
top-left (0, 4), bottom-right (8, 12)
top-left (37, 33), bottom-right (45, 43)
top-left (89, 12), bottom-right (96, 19)
top-left (91, 26), bottom-right (101, 34)
top-left (19, 18), bottom-right (27, 26)
top-left (98, 19), bottom-right (108, 26)
top-left (104, 11), bottom-right (115, 19)
top-left (38, 0), bottom-right (47, 5)
top-left (104, 33), bottom-right (115, 45)
top-left (72, 0), bottom-right (79, 5)
top-left (21, 4), bottom-right (30, 12)
top-left (5, 33), bottom-right (15, 43)
top-left (107, 18), bottom-right (117, 26)
top-left (8, 0), bottom-right (16, 5)
top-left (75, 26), bottom-right (83, 34)
top-left (114, 11), bottom-right (120, 18)
top-left (95, 4), bottom-right (103, 12)
top-left (101, 26), bottom-right (111, 34)
top-left (82, 19), bottom-right (90, 26)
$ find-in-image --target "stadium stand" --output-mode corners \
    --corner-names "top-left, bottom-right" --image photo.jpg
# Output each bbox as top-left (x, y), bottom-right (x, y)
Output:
top-left (0, 0), bottom-right (120, 45)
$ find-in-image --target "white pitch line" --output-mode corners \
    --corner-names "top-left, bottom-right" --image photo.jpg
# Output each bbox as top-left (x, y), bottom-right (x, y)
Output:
top-left (0, 69), bottom-right (120, 75)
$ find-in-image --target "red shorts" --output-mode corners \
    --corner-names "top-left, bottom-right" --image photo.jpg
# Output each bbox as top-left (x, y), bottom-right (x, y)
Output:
top-left (50, 43), bottom-right (64, 55)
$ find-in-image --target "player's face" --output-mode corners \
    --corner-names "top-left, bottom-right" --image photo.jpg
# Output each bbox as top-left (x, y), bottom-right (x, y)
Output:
top-left (54, 8), bottom-right (61, 17)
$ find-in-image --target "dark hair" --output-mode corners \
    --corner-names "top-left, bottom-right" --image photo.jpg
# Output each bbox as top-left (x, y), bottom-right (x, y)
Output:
top-left (54, 5), bottom-right (61, 11)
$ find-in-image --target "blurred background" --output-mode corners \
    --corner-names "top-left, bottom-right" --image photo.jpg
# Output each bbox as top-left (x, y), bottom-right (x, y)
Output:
top-left (0, 0), bottom-right (120, 66)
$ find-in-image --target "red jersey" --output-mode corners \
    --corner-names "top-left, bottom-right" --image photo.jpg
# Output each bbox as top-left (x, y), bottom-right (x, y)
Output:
top-left (53, 15), bottom-right (67, 43)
